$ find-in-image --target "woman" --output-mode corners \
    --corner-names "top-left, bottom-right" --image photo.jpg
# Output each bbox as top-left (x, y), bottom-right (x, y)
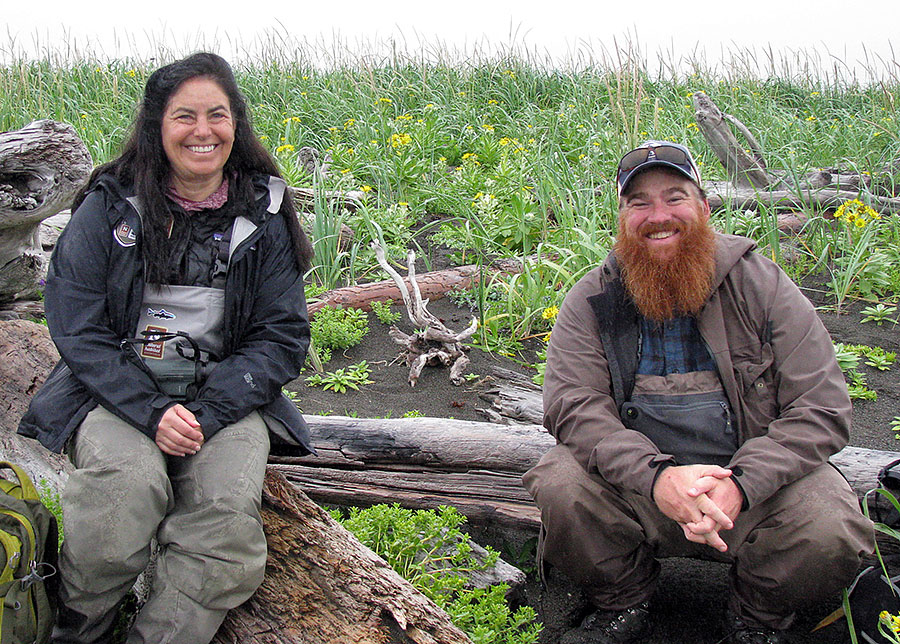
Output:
top-left (19, 52), bottom-right (313, 643)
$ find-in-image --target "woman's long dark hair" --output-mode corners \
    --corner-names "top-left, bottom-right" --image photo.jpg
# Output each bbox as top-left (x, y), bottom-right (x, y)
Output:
top-left (74, 52), bottom-right (312, 282)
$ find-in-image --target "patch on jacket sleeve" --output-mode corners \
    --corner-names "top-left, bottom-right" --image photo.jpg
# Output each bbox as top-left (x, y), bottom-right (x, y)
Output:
top-left (114, 219), bottom-right (137, 247)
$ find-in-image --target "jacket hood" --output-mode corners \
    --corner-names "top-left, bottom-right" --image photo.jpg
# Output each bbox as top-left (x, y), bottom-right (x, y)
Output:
top-left (711, 233), bottom-right (757, 289)
top-left (85, 172), bottom-right (285, 227)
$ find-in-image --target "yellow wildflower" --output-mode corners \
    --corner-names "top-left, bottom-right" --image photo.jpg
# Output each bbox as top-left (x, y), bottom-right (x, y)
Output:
top-left (390, 133), bottom-right (412, 148)
top-left (542, 306), bottom-right (559, 321)
top-left (879, 611), bottom-right (900, 634)
top-left (482, 124), bottom-right (495, 132)
top-left (488, 99), bottom-right (499, 105)
top-left (275, 144), bottom-right (295, 153)
top-left (376, 97), bottom-right (392, 104)
top-left (361, 185), bottom-right (372, 193)
top-left (835, 198), bottom-right (881, 229)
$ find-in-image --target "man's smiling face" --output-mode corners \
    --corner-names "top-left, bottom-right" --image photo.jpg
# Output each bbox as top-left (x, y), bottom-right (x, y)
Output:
top-left (618, 167), bottom-right (711, 263)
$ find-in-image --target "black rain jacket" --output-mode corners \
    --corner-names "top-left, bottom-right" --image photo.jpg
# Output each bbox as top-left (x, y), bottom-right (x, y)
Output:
top-left (18, 172), bottom-right (312, 455)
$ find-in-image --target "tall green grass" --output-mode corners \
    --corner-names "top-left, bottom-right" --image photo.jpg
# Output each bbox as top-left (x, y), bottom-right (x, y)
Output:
top-left (2, 35), bottom-right (898, 346)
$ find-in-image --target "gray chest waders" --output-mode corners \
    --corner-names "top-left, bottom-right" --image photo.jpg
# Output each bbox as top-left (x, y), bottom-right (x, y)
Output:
top-left (124, 216), bottom-right (257, 401)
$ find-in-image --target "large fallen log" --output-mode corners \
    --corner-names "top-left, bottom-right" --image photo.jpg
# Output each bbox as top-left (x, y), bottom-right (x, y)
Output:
top-left (270, 414), bottom-right (897, 537)
top-left (309, 266), bottom-right (484, 315)
top-left (0, 320), bottom-right (513, 642)
top-left (693, 91), bottom-right (772, 189)
top-left (0, 120), bottom-right (92, 302)
top-left (213, 469), bottom-right (472, 644)
top-left (308, 255), bottom-right (534, 316)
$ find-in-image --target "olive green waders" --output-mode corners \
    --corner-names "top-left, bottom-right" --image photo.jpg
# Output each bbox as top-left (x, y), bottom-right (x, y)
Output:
top-left (51, 406), bottom-right (270, 644)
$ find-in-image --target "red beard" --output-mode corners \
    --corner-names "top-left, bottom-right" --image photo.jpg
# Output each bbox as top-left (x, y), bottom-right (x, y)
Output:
top-left (614, 215), bottom-right (717, 322)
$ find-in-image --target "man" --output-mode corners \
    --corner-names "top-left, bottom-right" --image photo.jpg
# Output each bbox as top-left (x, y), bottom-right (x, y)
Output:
top-left (523, 141), bottom-right (873, 644)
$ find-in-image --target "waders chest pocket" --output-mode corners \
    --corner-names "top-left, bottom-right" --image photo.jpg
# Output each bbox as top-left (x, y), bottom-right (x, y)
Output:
top-left (621, 391), bottom-right (737, 466)
top-left (123, 331), bottom-right (216, 401)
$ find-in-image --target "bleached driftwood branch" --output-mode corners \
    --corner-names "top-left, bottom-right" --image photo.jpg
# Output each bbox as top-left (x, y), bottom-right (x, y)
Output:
top-left (372, 243), bottom-right (478, 386)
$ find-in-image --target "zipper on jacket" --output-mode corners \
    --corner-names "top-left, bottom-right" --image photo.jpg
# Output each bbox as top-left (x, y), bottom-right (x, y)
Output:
top-left (720, 401), bottom-right (733, 434)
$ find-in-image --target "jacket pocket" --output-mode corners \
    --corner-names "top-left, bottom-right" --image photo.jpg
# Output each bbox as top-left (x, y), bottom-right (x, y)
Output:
top-left (732, 342), bottom-right (778, 431)
top-left (732, 342), bottom-right (774, 394)
top-left (621, 391), bottom-right (737, 466)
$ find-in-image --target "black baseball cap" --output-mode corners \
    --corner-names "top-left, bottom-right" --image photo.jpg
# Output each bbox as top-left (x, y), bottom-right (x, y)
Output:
top-left (616, 140), bottom-right (702, 197)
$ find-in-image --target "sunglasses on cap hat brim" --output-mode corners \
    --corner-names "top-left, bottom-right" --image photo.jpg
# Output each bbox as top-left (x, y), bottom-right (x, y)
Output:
top-left (616, 141), bottom-right (701, 196)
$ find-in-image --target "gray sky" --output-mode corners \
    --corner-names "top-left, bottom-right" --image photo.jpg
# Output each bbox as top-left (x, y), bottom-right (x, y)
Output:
top-left (4, 0), bottom-right (898, 78)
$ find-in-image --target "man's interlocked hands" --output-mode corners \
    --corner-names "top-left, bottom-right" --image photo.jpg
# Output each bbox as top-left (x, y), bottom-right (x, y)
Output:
top-left (652, 464), bottom-right (744, 553)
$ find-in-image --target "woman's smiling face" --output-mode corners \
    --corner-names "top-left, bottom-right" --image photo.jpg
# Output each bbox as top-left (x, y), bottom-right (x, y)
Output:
top-left (161, 76), bottom-right (235, 194)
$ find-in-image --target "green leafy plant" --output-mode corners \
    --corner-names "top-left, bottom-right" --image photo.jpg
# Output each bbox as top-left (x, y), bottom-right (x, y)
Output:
top-left (402, 409), bottom-right (424, 418)
top-left (310, 306), bottom-right (370, 356)
top-left (838, 343), bottom-right (896, 371)
top-left (846, 369), bottom-right (877, 400)
top-left (833, 343), bottom-right (861, 371)
top-left (36, 479), bottom-right (64, 550)
top-left (337, 504), bottom-right (540, 644)
top-left (371, 299), bottom-right (402, 325)
top-left (865, 349), bottom-right (897, 372)
top-left (305, 360), bottom-right (374, 393)
top-left (860, 303), bottom-right (898, 326)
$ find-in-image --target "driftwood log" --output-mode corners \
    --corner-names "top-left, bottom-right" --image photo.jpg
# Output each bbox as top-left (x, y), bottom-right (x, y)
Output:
top-left (0, 320), bottom-right (506, 643)
top-left (692, 91), bottom-right (900, 215)
top-left (0, 120), bottom-right (92, 303)
top-left (270, 412), bottom-right (899, 539)
top-left (308, 256), bottom-right (530, 316)
top-left (213, 469), bottom-right (472, 644)
top-left (309, 265), bottom-right (483, 315)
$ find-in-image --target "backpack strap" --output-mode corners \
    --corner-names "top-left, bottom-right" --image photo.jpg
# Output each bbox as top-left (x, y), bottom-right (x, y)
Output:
top-left (0, 462), bottom-right (39, 502)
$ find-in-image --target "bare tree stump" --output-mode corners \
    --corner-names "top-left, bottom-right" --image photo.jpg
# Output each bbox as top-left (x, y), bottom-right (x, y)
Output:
top-left (0, 120), bottom-right (92, 302)
top-left (690, 92), bottom-right (900, 215)
top-left (692, 92), bottom-right (772, 189)
top-left (213, 469), bottom-right (472, 644)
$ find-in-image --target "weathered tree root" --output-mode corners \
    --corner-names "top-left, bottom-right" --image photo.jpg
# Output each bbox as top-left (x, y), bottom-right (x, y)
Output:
top-left (372, 243), bottom-right (477, 386)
